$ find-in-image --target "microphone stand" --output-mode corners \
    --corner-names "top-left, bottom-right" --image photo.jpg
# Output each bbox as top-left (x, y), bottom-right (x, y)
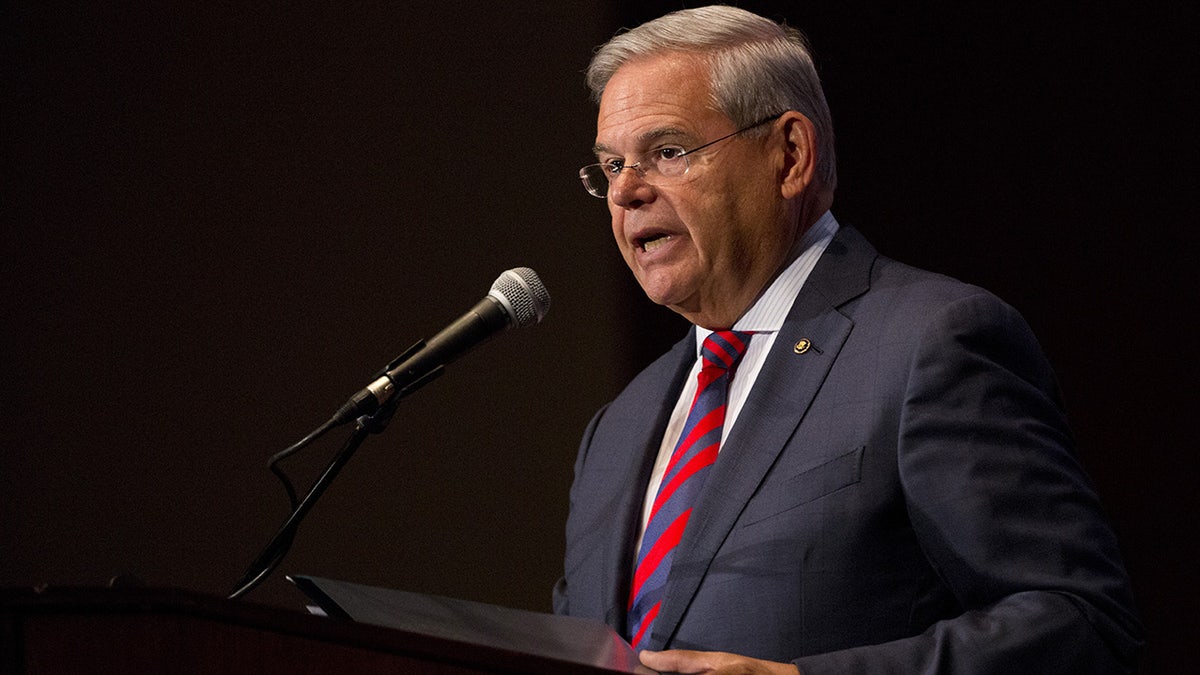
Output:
top-left (228, 364), bottom-right (444, 600)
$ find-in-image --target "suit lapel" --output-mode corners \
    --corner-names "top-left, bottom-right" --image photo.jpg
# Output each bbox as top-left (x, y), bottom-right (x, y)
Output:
top-left (598, 331), bottom-right (697, 632)
top-left (647, 226), bottom-right (877, 649)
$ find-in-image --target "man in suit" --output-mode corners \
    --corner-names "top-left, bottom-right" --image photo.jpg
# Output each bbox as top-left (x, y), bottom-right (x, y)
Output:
top-left (553, 6), bottom-right (1143, 674)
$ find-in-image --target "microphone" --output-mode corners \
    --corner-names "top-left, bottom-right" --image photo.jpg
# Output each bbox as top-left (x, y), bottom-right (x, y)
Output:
top-left (331, 267), bottom-right (550, 426)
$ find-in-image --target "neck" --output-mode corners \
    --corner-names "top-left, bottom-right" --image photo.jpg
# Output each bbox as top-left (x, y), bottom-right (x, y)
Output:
top-left (677, 200), bottom-right (833, 330)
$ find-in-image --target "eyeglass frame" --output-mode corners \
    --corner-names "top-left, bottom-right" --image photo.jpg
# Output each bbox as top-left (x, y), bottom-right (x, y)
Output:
top-left (578, 111), bottom-right (785, 199)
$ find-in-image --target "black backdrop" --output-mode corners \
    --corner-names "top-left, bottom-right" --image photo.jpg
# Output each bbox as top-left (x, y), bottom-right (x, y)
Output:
top-left (2, 1), bottom-right (1193, 671)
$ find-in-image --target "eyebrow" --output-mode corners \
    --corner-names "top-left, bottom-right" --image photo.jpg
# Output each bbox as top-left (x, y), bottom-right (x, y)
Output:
top-left (592, 126), bottom-right (695, 157)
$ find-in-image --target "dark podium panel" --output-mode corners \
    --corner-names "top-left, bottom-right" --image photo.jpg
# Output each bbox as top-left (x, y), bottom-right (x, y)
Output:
top-left (0, 585), bottom-right (643, 674)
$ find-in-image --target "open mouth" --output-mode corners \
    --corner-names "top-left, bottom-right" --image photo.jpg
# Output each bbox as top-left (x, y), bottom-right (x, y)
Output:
top-left (640, 234), bottom-right (673, 253)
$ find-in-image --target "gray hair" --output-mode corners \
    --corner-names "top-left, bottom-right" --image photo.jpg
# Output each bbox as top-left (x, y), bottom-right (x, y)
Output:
top-left (587, 5), bottom-right (837, 190)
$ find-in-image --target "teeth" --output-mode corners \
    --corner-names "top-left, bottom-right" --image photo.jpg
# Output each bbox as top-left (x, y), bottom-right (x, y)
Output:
top-left (642, 235), bottom-right (672, 253)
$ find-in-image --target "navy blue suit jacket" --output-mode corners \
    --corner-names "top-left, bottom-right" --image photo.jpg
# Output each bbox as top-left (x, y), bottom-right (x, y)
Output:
top-left (554, 226), bottom-right (1142, 672)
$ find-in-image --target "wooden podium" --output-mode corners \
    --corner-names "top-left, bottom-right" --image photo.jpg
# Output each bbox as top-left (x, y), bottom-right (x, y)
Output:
top-left (1, 584), bottom-right (642, 674)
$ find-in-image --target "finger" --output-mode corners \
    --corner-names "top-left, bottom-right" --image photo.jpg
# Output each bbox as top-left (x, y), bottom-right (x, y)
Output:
top-left (639, 649), bottom-right (717, 673)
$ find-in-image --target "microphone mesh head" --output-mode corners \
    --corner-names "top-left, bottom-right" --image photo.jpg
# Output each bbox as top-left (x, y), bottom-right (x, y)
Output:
top-left (490, 267), bottom-right (551, 328)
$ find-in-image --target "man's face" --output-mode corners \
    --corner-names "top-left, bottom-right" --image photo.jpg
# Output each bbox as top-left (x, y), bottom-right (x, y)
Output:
top-left (594, 53), bottom-right (796, 328)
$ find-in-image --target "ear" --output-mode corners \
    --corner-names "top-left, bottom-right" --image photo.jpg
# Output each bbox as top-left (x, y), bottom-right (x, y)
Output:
top-left (777, 112), bottom-right (819, 200)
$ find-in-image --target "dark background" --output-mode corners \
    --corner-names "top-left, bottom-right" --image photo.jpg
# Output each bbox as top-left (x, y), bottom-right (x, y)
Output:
top-left (2, 1), bottom-right (1194, 671)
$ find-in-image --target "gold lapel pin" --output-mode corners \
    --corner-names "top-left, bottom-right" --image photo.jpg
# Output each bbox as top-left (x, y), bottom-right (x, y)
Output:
top-left (794, 339), bottom-right (812, 354)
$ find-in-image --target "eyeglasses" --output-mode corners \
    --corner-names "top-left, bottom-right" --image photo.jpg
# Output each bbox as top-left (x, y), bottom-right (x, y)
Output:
top-left (578, 112), bottom-right (783, 199)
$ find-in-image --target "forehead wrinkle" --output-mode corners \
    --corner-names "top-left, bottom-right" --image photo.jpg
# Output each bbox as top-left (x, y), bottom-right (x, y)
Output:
top-left (593, 125), bottom-right (696, 157)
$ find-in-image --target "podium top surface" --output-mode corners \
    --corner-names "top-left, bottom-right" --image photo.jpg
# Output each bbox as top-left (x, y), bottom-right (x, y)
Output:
top-left (291, 575), bottom-right (643, 673)
top-left (2, 584), bottom-right (646, 675)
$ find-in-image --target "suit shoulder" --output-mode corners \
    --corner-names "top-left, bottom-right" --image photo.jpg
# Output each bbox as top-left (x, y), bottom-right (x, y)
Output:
top-left (865, 254), bottom-right (1022, 320)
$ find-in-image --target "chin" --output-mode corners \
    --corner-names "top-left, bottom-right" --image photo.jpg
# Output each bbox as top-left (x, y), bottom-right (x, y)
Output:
top-left (632, 268), bottom-right (685, 301)
top-left (634, 278), bottom-right (680, 308)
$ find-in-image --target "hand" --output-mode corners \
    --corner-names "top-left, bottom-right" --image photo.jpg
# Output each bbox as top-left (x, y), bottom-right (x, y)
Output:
top-left (638, 649), bottom-right (801, 675)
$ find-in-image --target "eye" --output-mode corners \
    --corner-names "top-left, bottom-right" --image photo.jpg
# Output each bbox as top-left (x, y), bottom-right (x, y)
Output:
top-left (654, 146), bottom-right (686, 161)
top-left (601, 158), bottom-right (624, 175)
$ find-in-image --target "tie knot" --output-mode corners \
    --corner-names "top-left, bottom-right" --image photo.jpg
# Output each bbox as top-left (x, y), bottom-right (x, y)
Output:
top-left (701, 330), bottom-right (752, 373)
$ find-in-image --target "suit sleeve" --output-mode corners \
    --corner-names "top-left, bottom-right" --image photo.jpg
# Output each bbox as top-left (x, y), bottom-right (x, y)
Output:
top-left (793, 292), bottom-right (1144, 674)
top-left (552, 401), bottom-right (611, 617)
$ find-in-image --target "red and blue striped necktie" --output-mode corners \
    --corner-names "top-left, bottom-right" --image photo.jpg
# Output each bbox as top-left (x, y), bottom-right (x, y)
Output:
top-left (627, 329), bottom-right (752, 649)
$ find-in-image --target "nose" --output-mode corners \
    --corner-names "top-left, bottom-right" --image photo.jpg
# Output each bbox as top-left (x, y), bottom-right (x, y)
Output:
top-left (608, 165), bottom-right (656, 209)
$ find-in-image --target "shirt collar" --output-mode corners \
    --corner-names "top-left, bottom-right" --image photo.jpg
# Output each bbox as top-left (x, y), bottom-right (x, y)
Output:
top-left (696, 210), bottom-right (840, 351)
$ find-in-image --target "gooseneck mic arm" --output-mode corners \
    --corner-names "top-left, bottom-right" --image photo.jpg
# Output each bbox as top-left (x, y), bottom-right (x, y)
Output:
top-left (229, 409), bottom-right (385, 600)
top-left (228, 268), bottom-right (550, 600)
